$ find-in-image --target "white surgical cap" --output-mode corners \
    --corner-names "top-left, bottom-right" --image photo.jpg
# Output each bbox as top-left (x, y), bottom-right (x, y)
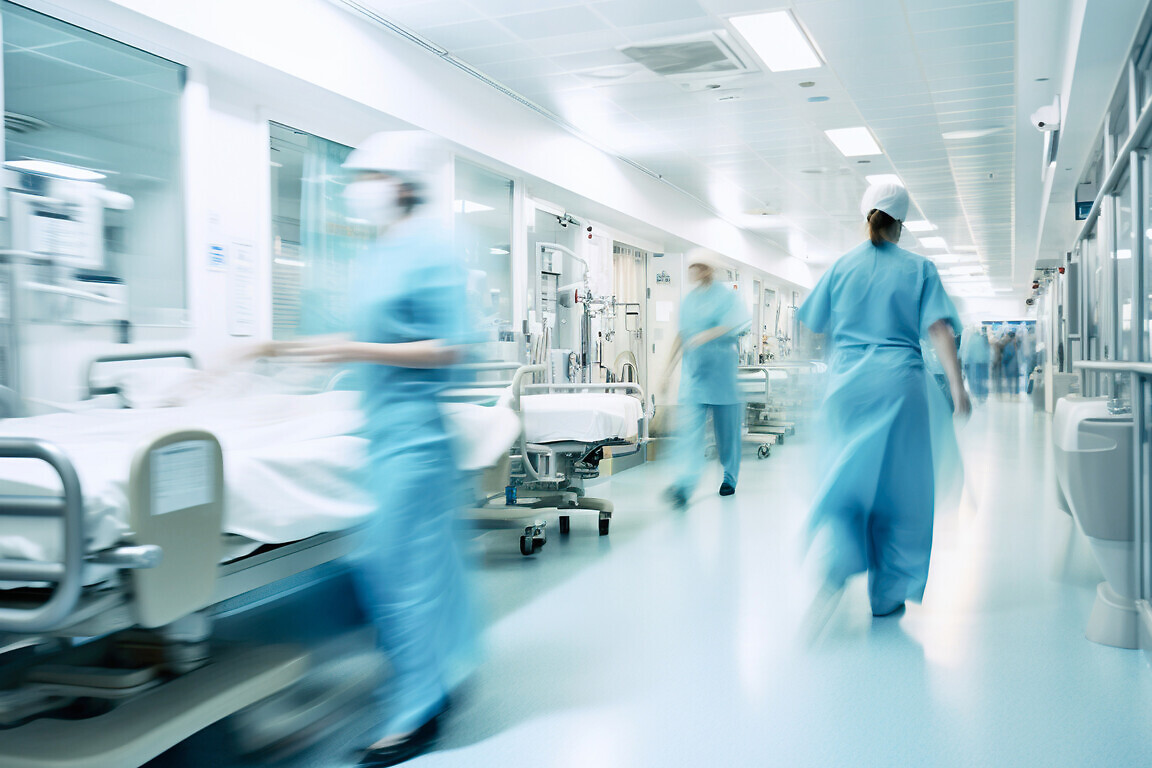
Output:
top-left (343, 130), bottom-right (446, 177)
top-left (861, 182), bottom-right (909, 222)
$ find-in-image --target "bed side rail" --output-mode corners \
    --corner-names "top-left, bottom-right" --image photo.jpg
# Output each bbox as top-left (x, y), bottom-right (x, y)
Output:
top-left (86, 350), bottom-right (197, 398)
top-left (0, 439), bottom-right (84, 633)
top-left (510, 366), bottom-right (650, 479)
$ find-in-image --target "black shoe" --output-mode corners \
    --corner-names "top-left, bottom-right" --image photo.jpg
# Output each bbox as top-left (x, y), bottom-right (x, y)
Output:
top-left (872, 602), bottom-right (905, 618)
top-left (663, 487), bottom-right (688, 510)
top-left (719, 482), bottom-right (735, 496)
top-left (358, 712), bottom-right (442, 767)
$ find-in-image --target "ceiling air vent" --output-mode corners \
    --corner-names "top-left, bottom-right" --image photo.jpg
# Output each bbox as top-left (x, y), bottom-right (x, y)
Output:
top-left (5, 112), bottom-right (49, 134)
top-left (619, 31), bottom-right (756, 81)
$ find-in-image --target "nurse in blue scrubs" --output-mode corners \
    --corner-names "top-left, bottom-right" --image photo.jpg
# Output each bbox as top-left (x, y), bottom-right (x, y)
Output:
top-left (269, 132), bottom-right (476, 767)
top-left (798, 183), bottom-right (969, 618)
top-left (662, 258), bottom-right (750, 508)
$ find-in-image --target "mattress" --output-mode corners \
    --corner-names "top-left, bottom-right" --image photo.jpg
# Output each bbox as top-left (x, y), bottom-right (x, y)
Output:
top-left (519, 393), bottom-right (642, 444)
top-left (0, 381), bottom-right (522, 576)
top-left (0, 390), bottom-right (376, 567)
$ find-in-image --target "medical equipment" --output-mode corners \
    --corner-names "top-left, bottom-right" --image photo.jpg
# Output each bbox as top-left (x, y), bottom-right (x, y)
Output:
top-left (536, 242), bottom-right (625, 386)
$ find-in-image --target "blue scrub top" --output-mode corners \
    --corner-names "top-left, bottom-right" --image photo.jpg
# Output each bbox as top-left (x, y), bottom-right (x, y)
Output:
top-left (798, 240), bottom-right (960, 362)
top-left (350, 217), bottom-right (469, 435)
top-left (678, 281), bottom-right (749, 405)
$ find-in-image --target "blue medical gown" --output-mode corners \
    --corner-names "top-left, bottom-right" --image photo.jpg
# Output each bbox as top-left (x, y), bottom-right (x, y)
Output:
top-left (348, 217), bottom-right (476, 734)
top-left (797, 241), bottom-right (961, 612)
top-left (678, 282), bottom-right (750, 405)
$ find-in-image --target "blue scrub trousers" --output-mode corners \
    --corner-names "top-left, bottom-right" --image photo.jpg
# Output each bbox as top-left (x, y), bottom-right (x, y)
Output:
top-left (670, 402), bottom-right (743, 496)
top-left (353, 413), bottom-right (476, 736)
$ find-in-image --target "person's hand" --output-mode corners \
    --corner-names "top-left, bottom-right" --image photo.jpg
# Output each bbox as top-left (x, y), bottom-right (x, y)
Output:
top-left (222, 340), bottom-right (283, 367)
top-left (275, 339), bottom-right (358, 363)
top-left (952, 385), bottom-right (972, 421)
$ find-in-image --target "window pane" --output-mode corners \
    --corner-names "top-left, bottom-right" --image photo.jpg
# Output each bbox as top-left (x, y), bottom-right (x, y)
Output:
top-left (1114, 172), bottom-right (1136, 361)
top-left (453, 159), bottom-right (513, 348)
top-left (1085, 228), bottom-right (1100, 362)
top-left (2, 1), bottom-right (185, 324)
top-left (269, 123), bottom-right (360, 339)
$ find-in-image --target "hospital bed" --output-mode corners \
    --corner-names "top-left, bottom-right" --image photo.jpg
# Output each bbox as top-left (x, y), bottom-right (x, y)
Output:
top-left (463, 364), bottom-right (648, 556)
top-left (0, 352), bottom-right (378, 767)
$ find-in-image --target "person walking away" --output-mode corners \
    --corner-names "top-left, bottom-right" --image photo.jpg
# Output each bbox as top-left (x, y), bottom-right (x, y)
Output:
top-left (798, 182), bottom-right (970, 623)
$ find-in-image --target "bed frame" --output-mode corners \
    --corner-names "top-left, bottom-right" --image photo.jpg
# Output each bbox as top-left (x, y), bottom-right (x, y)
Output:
top-left (0, 358), bottom-right (369, 766)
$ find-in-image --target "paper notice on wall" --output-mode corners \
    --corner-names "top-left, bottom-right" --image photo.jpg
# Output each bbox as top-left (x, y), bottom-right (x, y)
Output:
top-left (654, 300), bottom-right (673, 323)
top-left (228, 241), bottom-right (256, 336)
top-left (151, 440), bottom-right (213, 516)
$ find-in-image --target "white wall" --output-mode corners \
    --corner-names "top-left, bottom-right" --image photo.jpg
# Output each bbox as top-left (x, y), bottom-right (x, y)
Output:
top-left (8, 0), bottom-right (822, 402)
top-left (29, 0), bottom-right (813, 287)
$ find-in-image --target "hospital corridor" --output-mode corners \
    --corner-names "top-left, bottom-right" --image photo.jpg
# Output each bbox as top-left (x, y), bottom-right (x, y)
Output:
top-left (0, 0), bottom-right (1151, 766)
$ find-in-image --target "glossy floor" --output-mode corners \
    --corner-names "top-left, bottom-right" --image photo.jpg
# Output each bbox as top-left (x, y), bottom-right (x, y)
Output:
top-left (433, 397), bottom-right (1152, 767)
top-left (155, 397), bottom-right (1152, 767)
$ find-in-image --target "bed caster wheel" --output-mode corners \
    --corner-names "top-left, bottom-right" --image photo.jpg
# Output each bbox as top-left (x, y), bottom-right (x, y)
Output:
top-left (520, 536), bottom-right (534, 556)
top-left (559, 515), bottom-right (570, 535)
top-left (598, 518), bottom-right (610, 536)
top-left (757, 444), bottom-right (771, 460)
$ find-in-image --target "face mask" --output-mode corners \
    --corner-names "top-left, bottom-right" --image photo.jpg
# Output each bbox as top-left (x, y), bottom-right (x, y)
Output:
top-left (344, 179), bottom-right (403, 228)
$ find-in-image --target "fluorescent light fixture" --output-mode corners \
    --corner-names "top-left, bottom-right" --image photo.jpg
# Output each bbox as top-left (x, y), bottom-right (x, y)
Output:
top-left (730, 10), bottom-right (823, 72)
top-left (825, 127), bottom-right (882, 157)
top-left (942, 127), bottom-right (1004, 140)
top-left (489, 247), bottom-right (510, 255)
top-left (453, 199), bottom-right (495, 214)
top-left (919, 236), bottom-right (948, 249)
top-left (1117, 249), bottom-right (1132, 260)
top-left (940, 265), bottom-right (985, 276)
top-left (6, 159), bottom-right (106, 181)
top-left (270, 161), bottom-right (283, 168)
top-left (903, 220), bottom-right (936, 232)
top-left (865, 174), bottom-right (902, 186)
top-left (273, 257), bottom-right (305, 268)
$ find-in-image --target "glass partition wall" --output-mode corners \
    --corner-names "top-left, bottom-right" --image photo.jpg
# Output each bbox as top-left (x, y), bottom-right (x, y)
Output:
top-left (1068, 22), bottom-right (1152, 659)
top-left (0, 1), bottom-right (185, 323)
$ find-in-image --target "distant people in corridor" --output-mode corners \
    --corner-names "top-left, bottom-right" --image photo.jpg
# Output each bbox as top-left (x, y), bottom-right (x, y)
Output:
top-left (798, 182), bottom-right (970, 622)
top-left (662, 257), bottom-right (750, 509)
top-left (962, 325), bottom-right (991, 401)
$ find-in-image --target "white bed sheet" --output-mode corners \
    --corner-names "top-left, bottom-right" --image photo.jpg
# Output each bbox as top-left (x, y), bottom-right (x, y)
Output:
top-left (0, 391), bottom-right (375, 566)
top-left (518, 393), bottom-right (642, 444)
top-left (0, 384), bottom-right (523, 573)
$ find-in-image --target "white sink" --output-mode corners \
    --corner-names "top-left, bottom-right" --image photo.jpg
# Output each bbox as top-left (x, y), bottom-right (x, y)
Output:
top-left (1052, 395), bottom-right (1136, 648)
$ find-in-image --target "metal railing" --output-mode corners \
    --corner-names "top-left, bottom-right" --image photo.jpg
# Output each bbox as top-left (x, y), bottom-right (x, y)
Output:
top-left (0, 439), bottom-right (85, 633)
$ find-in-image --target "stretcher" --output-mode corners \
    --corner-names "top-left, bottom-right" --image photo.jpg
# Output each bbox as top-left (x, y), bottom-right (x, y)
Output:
top-left (0, 354), bottom-right (378, 767)
top-left (463, 364), bottom-right (648, 555)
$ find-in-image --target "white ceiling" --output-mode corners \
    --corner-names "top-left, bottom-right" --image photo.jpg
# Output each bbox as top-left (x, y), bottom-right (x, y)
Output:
top-left (353, 0), bottom-right (1019, 297)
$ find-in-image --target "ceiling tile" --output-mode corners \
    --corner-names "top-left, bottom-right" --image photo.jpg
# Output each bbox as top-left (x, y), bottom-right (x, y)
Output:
top-left (591, 0), bottom-right (711, 27)
top-left (417, 19), bottom-right (518, 49)
top-left (495, 6), bottom-right (611, 38)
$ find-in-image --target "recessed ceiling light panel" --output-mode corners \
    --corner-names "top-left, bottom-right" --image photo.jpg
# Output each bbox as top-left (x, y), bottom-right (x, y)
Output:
top-left (903, 220), bottom-right (936, 232)
top-left (825, 127), bottom-right (882, 157)
top-left (730, 11), bottom-right (823, 72)
top-left (7, 159), bottom-right (106, 181)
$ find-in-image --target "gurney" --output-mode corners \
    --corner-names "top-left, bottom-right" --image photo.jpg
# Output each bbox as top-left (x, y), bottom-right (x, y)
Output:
top-left (0, 355), bottom-right (382, 768)
top-left (470, 364), bottom-right (647, 555)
